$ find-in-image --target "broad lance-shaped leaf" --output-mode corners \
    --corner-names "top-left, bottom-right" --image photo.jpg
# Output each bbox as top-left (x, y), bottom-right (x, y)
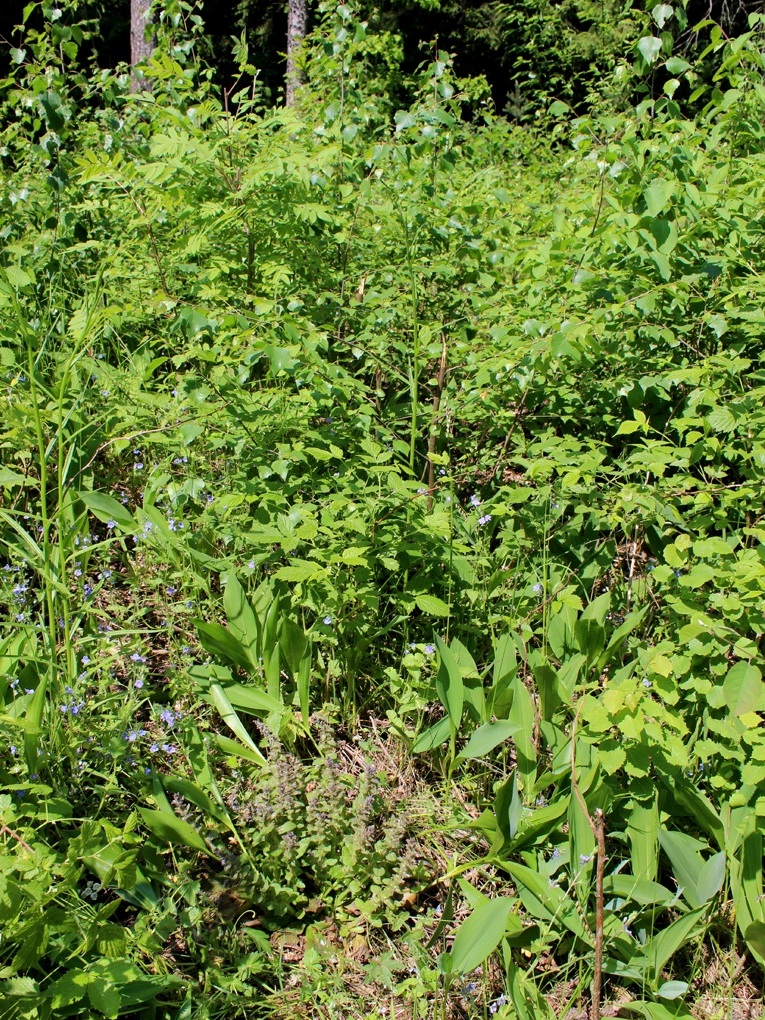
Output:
top-left (434, 634), bottom-right (463, 729)
top-left (194, 620), bottom-right (253, 674)
top-left (456, 720), bottom-right (520, 761)
top-left (139, 807), bottom-right (213, 856)
top-left (78, 490), bottom-right (137, 532)
top-left (279, 615), bottom-right (309, 678)
top-left (443, 896), bottom-right (516, 975)
top-left (210, 683), bottom-right (267, 765)
top-left (646, 905), bottom-right (708, 981)
top-left (412, 715), bottom-right (451, 753)
top-left (658, 829), bottom-right (723, 908)
top-left (223, 572), bottom-right (261, 671)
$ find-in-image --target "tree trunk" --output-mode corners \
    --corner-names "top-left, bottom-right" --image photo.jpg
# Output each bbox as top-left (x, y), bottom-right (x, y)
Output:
top-left (285, 0), bottom-right (307, 106)
top-left (130, 0), bottom-right (155, 92)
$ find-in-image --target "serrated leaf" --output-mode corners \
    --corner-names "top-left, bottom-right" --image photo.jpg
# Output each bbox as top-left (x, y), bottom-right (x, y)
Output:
top-left (414, 593), bottom-right (450, 616)
top-left (49, 970), bottom-right (89, 1008)
top-left (648, 653), bottom-right (673, 677)
top-left (88, 980), bottom-right (121, 1018)
top-left (274, 561), bottom-right (323, 582)
top-left (706, 407), bottom-right (736, 433)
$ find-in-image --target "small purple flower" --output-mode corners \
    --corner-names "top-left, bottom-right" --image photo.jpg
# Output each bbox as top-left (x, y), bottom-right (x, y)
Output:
top-left (323, 615), bottom-right (332, 626)
top-left (162, 743), bottom-right (177, 754)
top-left (470, 494), bottom-right (481, 507)
top-left (106, 520), bottom-right (116, 530)
top-left (134, 678), bottom-right (144, 689)
top-left (123, 728), bottom-right (147, 743)
top-left (478, 514), bottom-right (492, 526)
top-left (130, 652), bottom-right (146, 663)
top-left (159, 708), bottom-right (177, 727)
top-left (424, 644), bottom-right (435, 656)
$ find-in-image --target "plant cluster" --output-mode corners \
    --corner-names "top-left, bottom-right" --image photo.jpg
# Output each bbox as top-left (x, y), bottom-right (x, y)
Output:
top-left (1, 2), bottom-right (765, 1018)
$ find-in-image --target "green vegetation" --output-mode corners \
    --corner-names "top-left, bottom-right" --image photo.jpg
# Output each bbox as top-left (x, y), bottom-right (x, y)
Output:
top-left (1, 2), bottom-right (765, 1017)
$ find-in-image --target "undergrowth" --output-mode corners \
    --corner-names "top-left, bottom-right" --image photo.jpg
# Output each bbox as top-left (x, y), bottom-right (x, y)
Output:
top-left (1, 2), bottom-right (765, 1018)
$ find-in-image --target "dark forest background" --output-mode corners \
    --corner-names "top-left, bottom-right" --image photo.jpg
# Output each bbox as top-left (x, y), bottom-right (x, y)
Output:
top-left (1, 0), bottom-right (762, 118)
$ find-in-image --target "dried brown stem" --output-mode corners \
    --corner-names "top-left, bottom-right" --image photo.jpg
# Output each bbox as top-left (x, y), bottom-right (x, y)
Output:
top-left (0, 824), bottom-right (34, 853)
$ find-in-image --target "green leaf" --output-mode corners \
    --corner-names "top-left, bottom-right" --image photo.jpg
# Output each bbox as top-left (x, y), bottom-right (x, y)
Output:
top-left (627, 797), bottom-right (659, 883)
top-left (665, 57), bottom-right (691, 73)
top-left (78, 491), bottom-right (136, 532)
top-left (87, 980), bottom-right (121, 1018)
top-left (214, 733), bottom-right (269, 765)
top-left (49, 970), bottom-right (89, 1008)
top-left (223, 572), bottom-right (260, 670)
top-left (505, 862), bottom-right (591, 943)
top-left (434, 635), bottom-right (464, 728)
top-left (743, 921), bottom-right (765, 964)
top-left (650, 250), bottom-right (672, 281)
top-left (5, 266), bottom-right (32, 289)
top-left (209, 683), bottom-right (267, 763)
top-left (414, 593), bottom-right (450, 617)
top-left (456, 720), bottom-right (521, 761)
top-left (492, 632), bottom-right (517, 686)
top-left (658, 829), bottom-right (705, 907)
top-left (637, 36), bottom-right (662, 65)
top-left (274, 561), bottom-right (323, 582)
top-left (139, 807), bottom-right (212, 855)
top-left (652, 3), bottom-right (674, 28)
top-left (445, 896), bottom-right (515, 974)
top-left (412, 715), bottom-right (451, 752)
top-left (220, 682), bottom-right (284, 717)
top-left (647, 906), bottom-right (708, 980)
top-left (194, 621), bottom-right (253, 673)
top-left (722, 661), bottom-right (763, 716)
top-left (162, 776), bottom-right (227, 826)
top-left (696, 852), bottom-right (725, 904)
top-left (657, 982), bottom-right (689, 1000)
top-left (603, 875), bottom-right (676, 906)
top-left (279, 616), bottom-right (309, 678)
